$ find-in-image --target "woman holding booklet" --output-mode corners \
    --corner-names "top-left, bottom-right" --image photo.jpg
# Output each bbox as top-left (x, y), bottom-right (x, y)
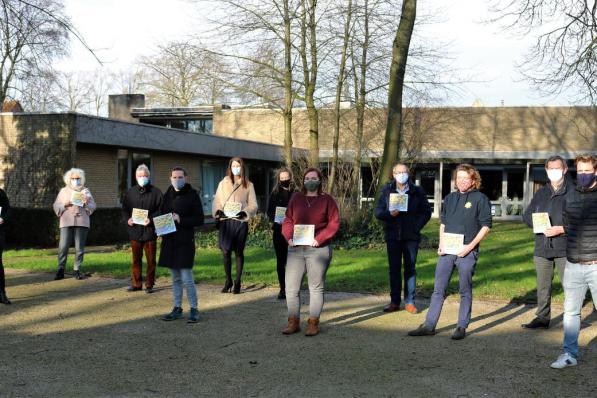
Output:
top-left (122, 164), bottom-right (163, 294)
top-left (266, 167), bottom-right (296, 300)
top-left (212, 157), bottom-right (258, 294)
top-left (408, 164), bottom-right (491, 340)
top-left (159, 166), bottom-right (204, 323)
top-left (375, 163), bottom-right (432, 314)
top-left (281, 167), bottom-right (340, 336)
top-left (52, 168), bottom-right (96, 281)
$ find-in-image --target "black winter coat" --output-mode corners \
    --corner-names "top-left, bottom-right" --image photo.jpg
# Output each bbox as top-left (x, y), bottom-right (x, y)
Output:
top-left (374, 181), bottom-right (432, 241)
top-left (522, 178), bottom-right (570, 258)
top-left (267, 188), bottom-right (295, 233)
top-left (121, 184), bottom-right (163, 242)
top-left (0, 188), bottom-right (11, 238)
top-left (158, 184), bottom-right (204, 269)
top-left (563, 183), bottom-right (597, 263)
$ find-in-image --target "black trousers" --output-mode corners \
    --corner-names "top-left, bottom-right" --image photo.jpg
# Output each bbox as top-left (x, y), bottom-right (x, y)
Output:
top-left (0, 237), bottom-right (5, 291)
top-left (272, 224), bottom-right (288, 290)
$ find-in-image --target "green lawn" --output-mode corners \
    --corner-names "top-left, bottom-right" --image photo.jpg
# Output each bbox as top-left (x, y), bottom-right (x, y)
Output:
top-left (4, 221), bottom-right (554, 302)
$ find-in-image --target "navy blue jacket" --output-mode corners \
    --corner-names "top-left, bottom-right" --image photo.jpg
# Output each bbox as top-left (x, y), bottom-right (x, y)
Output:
top-left (441, 189), bottom-right (492, 247)
top-left (374, 181), bottom-right (432, 241)
top-left (522, 178), bottom-right (570, 258)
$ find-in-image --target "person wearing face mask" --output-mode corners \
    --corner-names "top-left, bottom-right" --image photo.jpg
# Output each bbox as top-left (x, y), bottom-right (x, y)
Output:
top-left (267, 167), bottom-right (296, 300)
top-left (281, 167), bottom-right (340, 336)
top-left (52, 168), bottom-right (96, 280)
top-left (409, 164), bottom-right (491, 340)
top-left (374, 163), bottom-right (432, 314)
top-left (550, 154), bottom-right (597, 369)
top-left (159, 166), bottom-right (204, 323)
top-left (212, 157), bottom-right (258, 294)
top-left (121, 164), bottom-right (163, 293)
top-left (522, 155), bottom-right (570, 329)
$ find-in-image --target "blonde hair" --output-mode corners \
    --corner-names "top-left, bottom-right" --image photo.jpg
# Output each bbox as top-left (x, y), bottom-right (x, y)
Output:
top-left (63, 168), bottom-right (86, 187)
top-left (453, 163), bottom-right (482, 190)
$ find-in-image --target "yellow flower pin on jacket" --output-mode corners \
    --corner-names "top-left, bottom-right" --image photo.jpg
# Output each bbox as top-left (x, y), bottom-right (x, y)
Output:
top-left (465, 202), bottom-right (472, 209)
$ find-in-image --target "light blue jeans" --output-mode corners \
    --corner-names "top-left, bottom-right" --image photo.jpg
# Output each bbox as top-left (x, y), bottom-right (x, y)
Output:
top-left (171, 268), bottom-right (198, 309)
top-left (562, 261), bottom-right (597, 359)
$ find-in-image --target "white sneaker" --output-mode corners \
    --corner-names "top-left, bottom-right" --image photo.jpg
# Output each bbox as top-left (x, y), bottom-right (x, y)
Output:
top-left (550, 353), bottom-right (578, 369)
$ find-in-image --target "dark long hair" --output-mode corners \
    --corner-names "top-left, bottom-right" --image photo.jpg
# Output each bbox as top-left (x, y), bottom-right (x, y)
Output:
top-left (301, 167), bottom-right (324, 195)
top-left (226, 157), bottom-right (248, 188)
top-left (271, 167), bottom-right (295, 194)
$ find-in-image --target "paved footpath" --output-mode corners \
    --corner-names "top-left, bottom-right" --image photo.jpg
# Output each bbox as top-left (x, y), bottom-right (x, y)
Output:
top-left (1, 269), bottom-right (596, 397)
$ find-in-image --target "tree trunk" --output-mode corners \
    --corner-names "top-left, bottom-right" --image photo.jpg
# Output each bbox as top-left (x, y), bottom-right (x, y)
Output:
top-left (376, 0), bottom-right (416, 199)
top-left (300, 0), bottom-right (319, 167)
top-left (329, 0), bottom-right (353, 193)
top-left (283, 0), bottom-right (294, 167)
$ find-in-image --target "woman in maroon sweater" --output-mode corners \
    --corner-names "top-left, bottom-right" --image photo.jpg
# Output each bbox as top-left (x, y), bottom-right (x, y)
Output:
top-left (281, 167), bottom-right (340, 336)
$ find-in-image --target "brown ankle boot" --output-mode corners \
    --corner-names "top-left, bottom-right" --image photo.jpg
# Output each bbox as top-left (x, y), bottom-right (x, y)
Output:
top-left (282, 316), bottom-right (300, 334)
top-left (305, 317), bottom-right (320, 336)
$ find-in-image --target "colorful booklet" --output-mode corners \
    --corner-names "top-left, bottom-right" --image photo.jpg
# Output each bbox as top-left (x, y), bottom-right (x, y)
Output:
top-left (274, 206), bottom-right (286, 224)
top-left (223, 201), bottom-right (242, 218)
top-left (132, 208), bottom-right (149, 225)
top-left (153, 213), bottom-right (177, 236)
top-left (532, 212), bottom-right (551, 234)
top-left (442, 233), bottom-right (464, 255)
top-left (389, 193), bottom-right (408, 212)
top-left (70, 191), bottom-right (86, 207)
top-left (293, 224), bottom-right (315, 246)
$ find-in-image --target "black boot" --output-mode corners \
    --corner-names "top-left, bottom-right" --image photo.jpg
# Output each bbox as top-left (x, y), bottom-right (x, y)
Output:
top-left (233, 281), bottom-right (241, 294)
top-left (0, 290), bottom-right (11, 305)
top-left (75, 270), bottom-right (85, 280)
top-left (54, 268), bottom-right (65, 280)
top-left (221, 279), bottom-right (233, 293)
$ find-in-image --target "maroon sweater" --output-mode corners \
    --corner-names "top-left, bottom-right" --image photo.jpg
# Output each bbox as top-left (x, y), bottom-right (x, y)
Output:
top-left (282, 192), bottom-right (340, 247)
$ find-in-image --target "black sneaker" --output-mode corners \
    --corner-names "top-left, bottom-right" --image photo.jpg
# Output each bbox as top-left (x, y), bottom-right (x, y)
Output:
top-left (277, 290), bottom-right (286, 300)
top-left (145, 287), bottom-right (155, 294)
top-left (127, 286), bottom-right (142, 292)
top-left (0, 290), bottom-right (11, 305)
top-left (54, 268), bottom-right (65, 280)
top-left (522, 317), bottom-right (549, 329)
top-left (451, 327), bottom-right (466, 340)
top-left (408, 324), bottom-right (436, 336)
top-left (162, 307), bottom-right (183, 321)
top-left (187, 308), bottom-right (199, 323)
top-left (75, 270), bottom-right (85, 280)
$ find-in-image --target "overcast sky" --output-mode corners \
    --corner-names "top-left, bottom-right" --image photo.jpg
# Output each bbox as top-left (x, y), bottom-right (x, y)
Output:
top-left (59, 0), bottom-right (578, 107)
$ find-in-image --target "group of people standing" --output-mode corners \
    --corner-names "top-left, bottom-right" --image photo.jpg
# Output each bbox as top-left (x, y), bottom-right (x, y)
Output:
top-left (0, 153), bottom-right (596, 369)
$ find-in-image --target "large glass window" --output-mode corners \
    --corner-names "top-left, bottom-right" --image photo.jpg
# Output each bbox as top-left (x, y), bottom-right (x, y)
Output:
top-left (479, 170), bottom-right (502, 200)
top-left (117, 150), bottom-right (152, 203)
top-left (418, 169), bottom-right (436, 199)
top-left (507, 170), bottom-right (524, 200)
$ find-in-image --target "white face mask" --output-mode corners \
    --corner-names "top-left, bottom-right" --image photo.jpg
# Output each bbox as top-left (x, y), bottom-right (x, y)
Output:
top-left (394, 173), bottom-right (409, 185)
top-left (547, 169), bottom-right (563, 183)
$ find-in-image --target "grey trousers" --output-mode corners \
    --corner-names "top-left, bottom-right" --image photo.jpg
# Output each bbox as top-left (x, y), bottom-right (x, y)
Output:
top-left (534, 256), bottom-right (566, 321)
top-left (58, 227), bottom-right (89, 271)
top-left (285, 245), bottom-right (332, 318)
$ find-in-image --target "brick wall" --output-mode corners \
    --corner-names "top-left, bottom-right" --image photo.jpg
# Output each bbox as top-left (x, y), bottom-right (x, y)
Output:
top-left (75, 144), bottom-right (118, 207)
top-left (0, 113), bottom-right (75, 208)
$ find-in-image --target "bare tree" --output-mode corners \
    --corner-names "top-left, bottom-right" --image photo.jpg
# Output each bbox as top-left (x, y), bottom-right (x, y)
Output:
top-left (0, 0), bottom-right (71, 104)
top-left (17, 68), bottom-right (58, 111)
top-left (376, 0), bottom-right (416, 199)
top-left (54, 70), bottom-right (93, 112)
top-left (490, 0), bottom-right (597, 103)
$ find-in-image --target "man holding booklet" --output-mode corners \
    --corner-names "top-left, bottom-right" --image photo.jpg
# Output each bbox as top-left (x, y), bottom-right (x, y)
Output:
top-left (522, 155), bottom-right (570, 329)
top-left (122, 164), bottom-right (163, 293)
top-left (375, 163), bottom-right (432, 314)
top-left (409, 164), bottom-right (491, 340)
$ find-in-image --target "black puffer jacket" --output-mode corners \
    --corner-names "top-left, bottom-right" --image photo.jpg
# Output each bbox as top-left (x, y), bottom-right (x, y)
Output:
top-left (0, 188), bottom-right (11, 239)
top-left (522, 178), bottom-right (570, 258)
top-left (563, 183), bottom-right (597, 263)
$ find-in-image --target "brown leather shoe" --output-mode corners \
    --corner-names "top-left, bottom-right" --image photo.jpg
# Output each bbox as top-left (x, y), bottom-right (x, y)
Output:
top-left (383, 303), bottom-right (401, 313)
top-left (305, 317), bottom-right (320, 336)
top-left (282, 316), bottom-right (300, 335)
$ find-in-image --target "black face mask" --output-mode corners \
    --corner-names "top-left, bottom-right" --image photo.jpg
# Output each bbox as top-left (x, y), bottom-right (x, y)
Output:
top-left (280, 180), bottom-right (291, 188)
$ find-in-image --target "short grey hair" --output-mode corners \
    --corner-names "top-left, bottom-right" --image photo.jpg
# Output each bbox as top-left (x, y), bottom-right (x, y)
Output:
top-left (63, 168), bottom-right (86, 186)
top-left (136, 163), bottom-right (150, 176)
top-left (544, 155), bottom-right (567, 169)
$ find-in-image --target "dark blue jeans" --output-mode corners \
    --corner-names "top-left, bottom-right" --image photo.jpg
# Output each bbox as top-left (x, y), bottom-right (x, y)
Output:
top-left (424, 251), bottom-right (478, 329)
top-left (386, 239), bottom-right (419, 305)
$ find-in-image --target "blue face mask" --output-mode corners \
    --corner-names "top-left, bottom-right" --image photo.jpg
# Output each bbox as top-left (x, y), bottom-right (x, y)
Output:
top-left (137, 177), bottom-right (149, 187)
top-left (172, 178), bottom-right (186, 190)
top-left (71, 179), bottom-right (82, 188)
top-left (231, 166), bottom-right (242, 176)
top-left (577, 173), bottom-right (596, 189)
